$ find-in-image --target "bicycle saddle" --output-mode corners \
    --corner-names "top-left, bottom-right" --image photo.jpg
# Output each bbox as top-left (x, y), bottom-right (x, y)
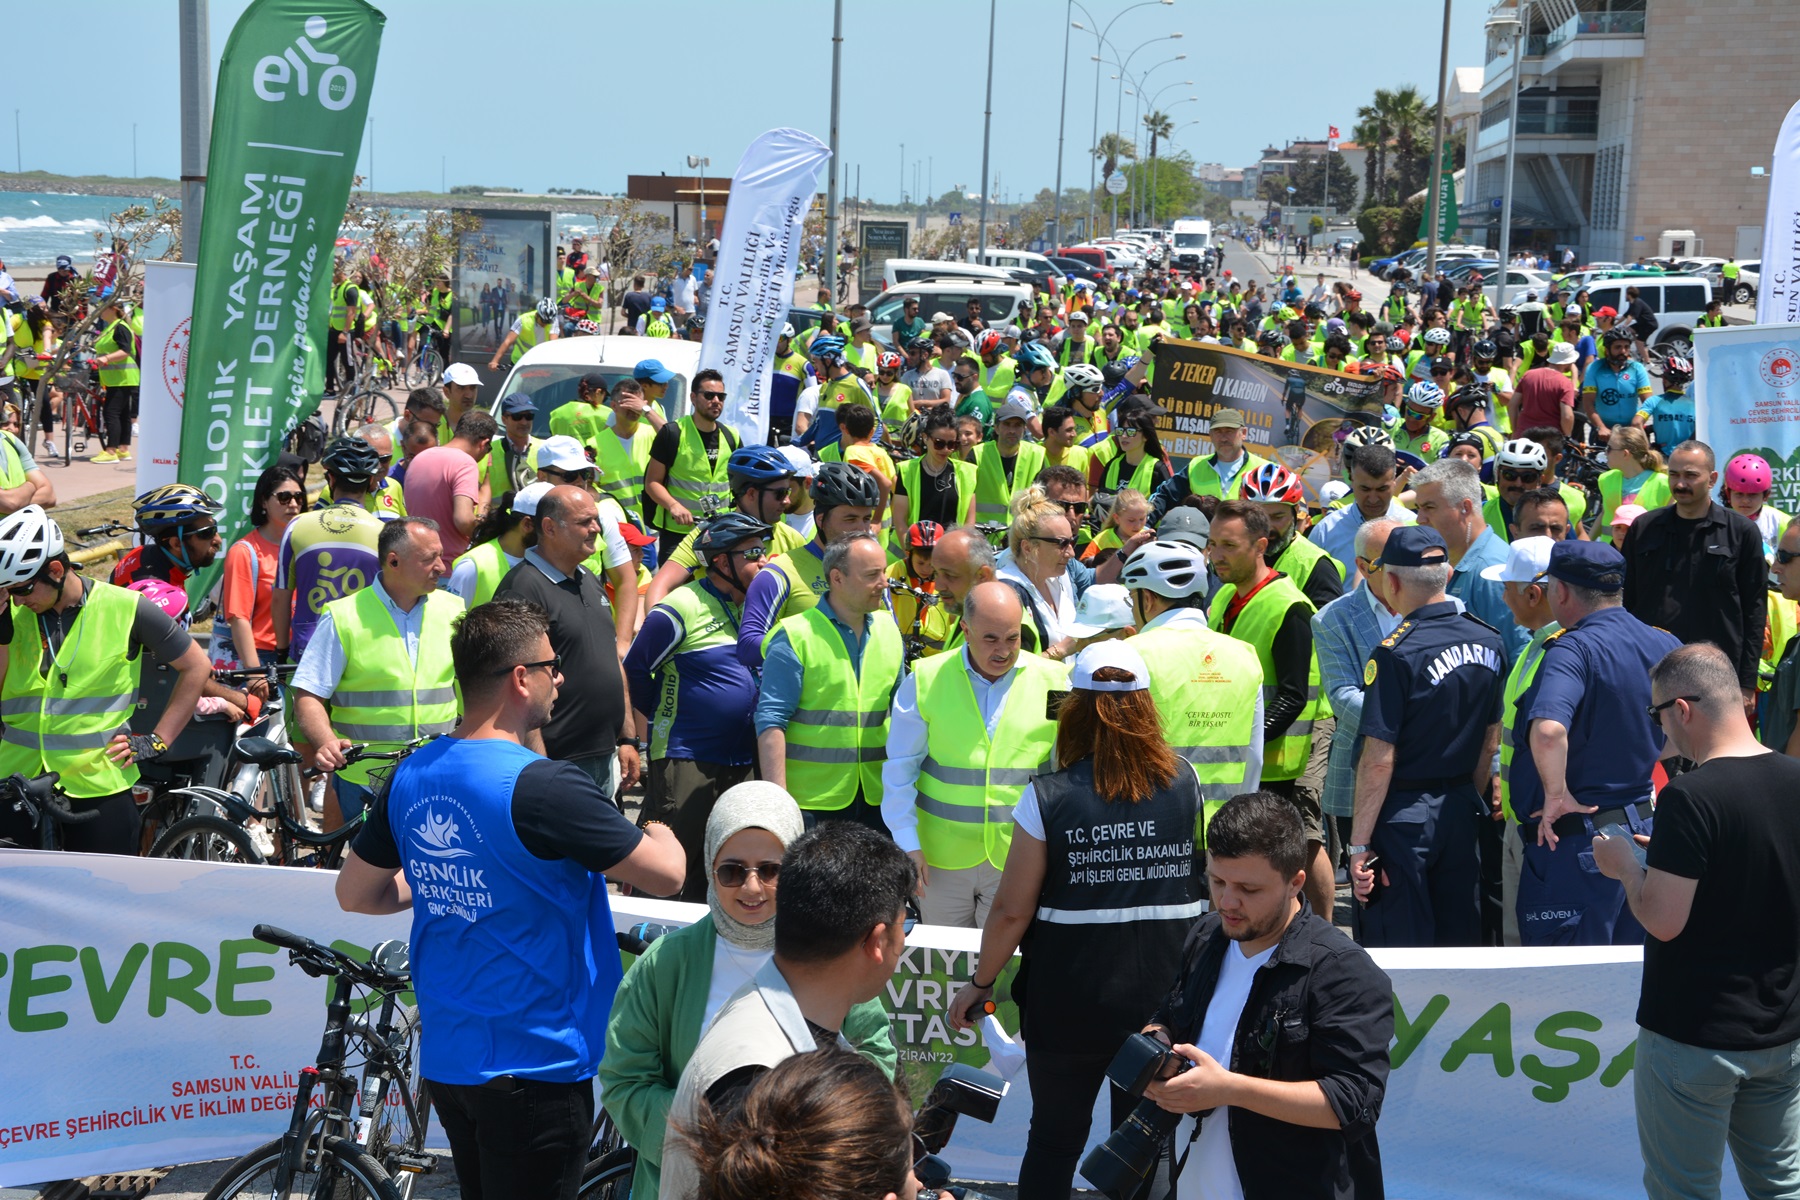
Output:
top-left (233, 736), bottom-right (303, 768)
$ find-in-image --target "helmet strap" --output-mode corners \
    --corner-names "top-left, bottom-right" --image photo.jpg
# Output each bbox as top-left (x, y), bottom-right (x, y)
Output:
top-left (166, 528), bottom-right (197, 573)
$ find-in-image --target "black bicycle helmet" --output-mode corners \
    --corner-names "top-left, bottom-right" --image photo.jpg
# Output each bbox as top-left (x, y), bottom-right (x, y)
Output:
top-left (810, 460), bottom-right (882, 511)
top-left (321, 435), bottom-right (385, 481)
top-left (1442, 431), bottom-right (1488, 460)
top-left (694, 512), bottom-right (773, 558)
top-left (1472, 338), bottom-right (1497, 360)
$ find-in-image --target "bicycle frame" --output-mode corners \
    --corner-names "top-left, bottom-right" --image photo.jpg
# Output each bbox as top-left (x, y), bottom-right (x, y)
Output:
top-left (270, 971), bottom-right (359, 1194)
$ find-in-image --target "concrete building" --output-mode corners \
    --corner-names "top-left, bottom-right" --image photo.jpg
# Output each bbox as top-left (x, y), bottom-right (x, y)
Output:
top-left (1466, 0), bottom-right (1796, 264)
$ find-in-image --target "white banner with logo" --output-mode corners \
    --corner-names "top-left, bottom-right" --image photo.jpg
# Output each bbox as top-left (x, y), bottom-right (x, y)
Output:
top-left (699, 128), bottom-right (831, 446)
top-left (1756, 97), bottom-right (1800, 326)
top-left (1694, 321), bottom-right (1800, 513)
top-left (0, 851), bottom-right (1746, 1198)
top-left (137, 261), bottom-right (194, 495)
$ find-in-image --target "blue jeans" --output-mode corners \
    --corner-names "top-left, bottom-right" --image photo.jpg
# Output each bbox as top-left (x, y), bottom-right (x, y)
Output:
top-left (334, 775), bottom-right (374, 825)
top-left (1636, 1026), bottom-right (1800, 1200)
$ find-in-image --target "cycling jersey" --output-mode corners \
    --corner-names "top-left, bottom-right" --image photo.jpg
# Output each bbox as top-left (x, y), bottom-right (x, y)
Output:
top-left (275, 500), bottom-right (385, 658)
top-left (1581, 358), bottom-right (1653, 426)
top-left (1639, 390), bottom-right (1695, 450)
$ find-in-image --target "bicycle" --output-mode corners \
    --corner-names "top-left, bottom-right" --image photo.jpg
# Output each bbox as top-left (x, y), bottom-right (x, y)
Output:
top-left (887, 578), bottom-right (944, 667)
top-left (0, 771), bottom-right (88, 851)
top-left (203, 924), bottom-right (433, 1200)
top-left (149, 734), bottom-right (434, 866)
top-left (47, 353), bottom-right (105, 464)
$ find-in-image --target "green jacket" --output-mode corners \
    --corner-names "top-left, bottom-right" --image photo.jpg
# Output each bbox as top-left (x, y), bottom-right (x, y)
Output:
top-left (597, 915), bottom-right (897, 1199)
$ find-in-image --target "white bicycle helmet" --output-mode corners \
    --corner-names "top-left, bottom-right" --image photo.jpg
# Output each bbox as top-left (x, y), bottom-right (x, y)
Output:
top-left (1404, 381), bottom-right (1446, 411)
top-left (1119, 539), bottom-right (1210, 599)
top-left (781, 323), bottom-right (797, 339)
top-left (1497, 438), bottom-right (1549, 472)
top-left (1342, 424), bottom-right (1395, 453)
top-left (536, 297), bottom-right (558, 322)
top-left (0, 505), bottom-right (64, 588)
top-left (1422, 327), bottom-right (1452, 347)
top-left (1063, 362), bottom-right (1105, 391)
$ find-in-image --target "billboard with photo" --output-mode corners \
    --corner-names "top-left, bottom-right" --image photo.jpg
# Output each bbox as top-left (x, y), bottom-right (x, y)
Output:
top-left (453, 209), bottom-right (553, 399)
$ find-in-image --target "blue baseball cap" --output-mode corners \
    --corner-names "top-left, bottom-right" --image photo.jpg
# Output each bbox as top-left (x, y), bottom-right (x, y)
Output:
top-left (1546, 540), bottom-right (1625, 592)
top-left (650, 296), bottom-right (667, 311)
top-left (500, 392), bottom-right (536, 416)
top-left (1376, 524), bottom-right (1449, 568)
top-left (633, 359), bottom-right (675, 384)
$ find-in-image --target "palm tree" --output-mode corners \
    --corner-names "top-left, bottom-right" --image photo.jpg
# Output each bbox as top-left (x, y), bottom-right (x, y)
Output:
top-left (1091, 132), bottom-right (1137, 180)
top-left (1384, 85), bottom-right (1436, 203)
top-left (1354, 88), bottom-right (1396, 205)
top-left (1142, 111), bottom-right (1174, 160)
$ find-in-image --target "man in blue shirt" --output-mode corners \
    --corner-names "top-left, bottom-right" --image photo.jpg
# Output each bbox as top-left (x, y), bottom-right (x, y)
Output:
top-left (1347, 525), bottom-right (1506, 948)
top-left (1579, 330), bottom-right (1653, 440)
top-left (337, 599), bottom-right (684, 1200)
top-left (1515, 541), bottom-right (1682, 946)
top-left (1309, 442), bottom-right (1415, 583)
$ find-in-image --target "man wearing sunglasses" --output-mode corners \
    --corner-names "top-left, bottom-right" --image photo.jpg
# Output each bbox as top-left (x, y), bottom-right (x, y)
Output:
top-left (1512, 541), bottom-right (1681, 946)
top-left (626, 513), bottom-right (772, 901)
top-left (1482, 438), bottom-right (1552, 544)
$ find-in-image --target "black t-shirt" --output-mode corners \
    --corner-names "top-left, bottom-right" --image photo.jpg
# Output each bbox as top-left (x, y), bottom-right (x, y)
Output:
top-left (1625, 299), bottom-right (1656, 336)
top-left (351, 754), bottom-right (643, 871)
top-left (1639, 752), bottom-right (1800, 1050)
top-left (493, 558), bottom-right (625, 763)
top-left (899, 458), bottom-right (962, 529)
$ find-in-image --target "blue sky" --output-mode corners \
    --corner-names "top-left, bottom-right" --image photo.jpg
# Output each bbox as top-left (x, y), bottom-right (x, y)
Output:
top-left (21, 0), bottom-right (1488, 199)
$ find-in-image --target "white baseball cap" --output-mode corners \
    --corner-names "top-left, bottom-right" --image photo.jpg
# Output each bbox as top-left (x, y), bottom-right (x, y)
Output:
top-left (537, 435), bottom-right (597, 474)
top-left (1070, 638), bottom-right (1150, 691)
top-left (1480, 534), bottom-right (1557, 583)
top-left (441, 362), bottom-right (481, 387)
top-left (779, 444), bottom-right (819, 479)
top-left (930, 311), bottom-right (955, 324)
top-left (1065, 584), bottom-right (1136, 639)
top-left (511, 481), bottom-right (555, 515)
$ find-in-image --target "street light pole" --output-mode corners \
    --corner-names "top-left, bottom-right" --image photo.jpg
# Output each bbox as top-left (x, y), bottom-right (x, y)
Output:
top-left (899, 142), bottom-right (904, 203)
top-left (178, 0), bottom-right (211, 264)
top-left (824, 0), bottom-right (844, 305)
top-left (1073, 0), bottom-right (1175, 241)
top-left (977, 0), bottom-right (997, 259)
top-left (1053, 0), bottom-right (1073, 250)
top-left (1493, 1), bottom-right (1529, 312)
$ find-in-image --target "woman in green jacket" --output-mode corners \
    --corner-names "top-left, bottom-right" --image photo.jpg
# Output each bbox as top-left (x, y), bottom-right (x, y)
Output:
top-left (598, 782), bottom-right (897, 1199)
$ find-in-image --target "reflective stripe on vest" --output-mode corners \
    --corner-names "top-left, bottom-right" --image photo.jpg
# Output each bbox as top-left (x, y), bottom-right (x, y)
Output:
top-left (326, 588), bottom-right (462, 784)
top-left (649, 583), bottom-right (742, 760)
top-left (1127, 622), bottom-right (1263, 826)
top-left (973, 441), bottom-right (1046, 527)
top-left (94, 319), bottom-right (139, 388)
top-left (1208, 575), bottom-right (1323, 781)
top-left (328, 280), bottom-right (353, 331)
top-left (656, 417), bottom-right (735, 532)
top-left (1498, 624), bottom-right (1558, 823)
top-left (780, 606), bottom-right (901, 810)
top-left (911, 651), bottom-right (1066, 870)
top-left (0, 580), bottom-right (138, 798)
top-left (597, 423), bottom-right (656, 512)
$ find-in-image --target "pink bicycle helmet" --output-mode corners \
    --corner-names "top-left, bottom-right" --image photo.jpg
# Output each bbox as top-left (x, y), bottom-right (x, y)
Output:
top-left (1725, 453), bottom-right (1773, 495)
top-left (128, 578), bottom-right (191, 625)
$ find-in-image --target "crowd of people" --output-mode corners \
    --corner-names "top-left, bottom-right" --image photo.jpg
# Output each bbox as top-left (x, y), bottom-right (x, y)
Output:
top-left (0, 232), bottom-right (1792, 1199)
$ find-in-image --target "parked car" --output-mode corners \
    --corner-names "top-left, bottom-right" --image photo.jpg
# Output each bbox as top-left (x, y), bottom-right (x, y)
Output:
top-left (1583, 276), bottom-right (1714, 344)
top-left (1049, 254), bottom-right (1110, 285)
top-left (1727, 260), bottom-right (1760, 305)
top-left (866, 280), bottom-right (1032, 347)
top-left (1055, 246), bottom-right (1115, 278)
top-left (494, 336), bottom-right (698, 435)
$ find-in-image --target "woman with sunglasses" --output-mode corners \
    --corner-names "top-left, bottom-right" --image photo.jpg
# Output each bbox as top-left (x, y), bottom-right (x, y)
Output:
top-left (871, 351), bottom-right (913, 425)
top-left (1099, 410), bottom-right (1172, 498)
top-left (1596, 425), bottom-right (1671, 543)
top-left (599, 782), bottom-right (896, 1200)
top-left (213, 466), bottom-right (306, 689)
top-left (1000, 496), bottom-right (1083, 659)
top-left (947, 641), bottom-right (1205, 1200)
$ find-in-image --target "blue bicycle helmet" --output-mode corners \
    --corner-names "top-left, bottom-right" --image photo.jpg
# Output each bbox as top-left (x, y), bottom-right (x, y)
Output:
top-left (1014, 342), bottom-right (1055, 372)
top-left (810, 334), bottom-right (848, 361)
top-left (727, 444), bottom-right (798, 489)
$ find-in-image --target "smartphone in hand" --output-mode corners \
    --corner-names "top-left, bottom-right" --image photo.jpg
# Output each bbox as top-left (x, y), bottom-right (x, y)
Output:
top-left (1599, 824), bottom-right (1649, 867)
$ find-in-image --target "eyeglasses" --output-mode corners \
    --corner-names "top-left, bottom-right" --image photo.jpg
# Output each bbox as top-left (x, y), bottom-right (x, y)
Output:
top-left (1058, 500), bottom-right (1090, 516)
top-left (904, 896), bottom-right (921, 934)
top-left (1647, 695), bottom-right (1701, 726)
top-left (271, 491), bottom-right (305, 504)
top-left (952, 371), bottom-right (975, 382)
top-left (698, 390), bottom-right (727, 401)
top-left (510, 655), bottom-right (562, 677)
top-left (1030, 534), bottom-right (1077, 551)
top-left (930, 438), bottom-right (958, 451)
top-left (542, 467), bottom-right (595, 483)
top-left (1498, 468), bottom-right (1541, 483)
top-left (714, 860), bottom-right (782, 887)
top-left (1117, 428), bottom-right (1143, 439)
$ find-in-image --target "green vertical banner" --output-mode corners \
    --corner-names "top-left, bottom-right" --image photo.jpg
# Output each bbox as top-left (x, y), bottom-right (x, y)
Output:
top-left (178, 0), bottom-right (385, 599)
top-left (1417, 165), bottom-right (1460, 242)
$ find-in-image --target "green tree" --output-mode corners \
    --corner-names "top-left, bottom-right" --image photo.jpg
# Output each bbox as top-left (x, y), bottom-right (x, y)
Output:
top-left (1091, 132), bottom-right (1136, 182)
top-left (1142, 111), bottom-right (1174, 159)
top-left (1288, 152), bottom-right (1360, 209)
top-left (1353, 84), bottom-right (1438, 209)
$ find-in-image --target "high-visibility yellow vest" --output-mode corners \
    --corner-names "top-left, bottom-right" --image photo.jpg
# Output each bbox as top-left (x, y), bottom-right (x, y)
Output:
top-left (555, 266), bottom-right (576, 303)
top-left (976, 356), bottom-right (1016, 401)
top-left (0, 580), bottom-right (140, 798)
top-left (894, 456), bottom-right (977, 527)
top-left (654, 417), bottom-right (737, 532)
top-left (643, 311), bottom-right (677, 338)
top-left (596, 423), bottom-right (656, 514)
top-left (1127, 618), bottom-right (1264, 831)
top-left (911, 650), bottom-right (1067, 869)
top-left (1274, 528), bottom-right (1345, 586)
top-left (324, 587), bottom-right (462, 785)
top-left (484, 436), bottom-right (542, 498)
top-left (779, 606), bottom-right (902, 810)
top-left (0, 435), bottom-right (25, 490)
top-left (1498, 622), bottom-right (1559, 822)
top-left (1483, 482), bottom-right (1591, 544)
top-left (1185, 454), bottom-right (1253, 500)
top-left (1596, 469), bottom-right (1672, 541)
top-left (1104, 452), bottom-right (1158, 495)
top-left (760, 542), bottom-right (830, 648)
top-left (1208, 574), bottom-right (1324, 781)
top-left (451, 540), bottom-right (516, 608)
top-left (94, 319), bottom-right (140, 388)
top-left (328, 280), bottom-right (354, 332)
top-left (878, 384), bottom-right (914, 425)
top-left (973, 441), bottom-right (1046, 527)
top-left (649, 582), bottom-right (743, 759)
top-left (1763, 592), bottom-right (1799, 696)
top-left (511, 312), bottom-right (554, 362)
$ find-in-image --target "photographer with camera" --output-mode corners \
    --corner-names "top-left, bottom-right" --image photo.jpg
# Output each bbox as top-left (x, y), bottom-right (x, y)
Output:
top-left (1084, 792), bottom-right (1391, 1200)
top-left (947, 641), bottom-right (1206, 1200)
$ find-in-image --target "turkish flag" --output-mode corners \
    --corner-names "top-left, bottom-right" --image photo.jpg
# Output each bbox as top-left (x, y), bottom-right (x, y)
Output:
top-left (1328, 125), bottom-right (1341, 139)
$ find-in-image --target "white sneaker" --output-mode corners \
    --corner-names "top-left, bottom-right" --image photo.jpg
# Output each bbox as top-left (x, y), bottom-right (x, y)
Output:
top-left (306, 776), bottom-right (327, 814)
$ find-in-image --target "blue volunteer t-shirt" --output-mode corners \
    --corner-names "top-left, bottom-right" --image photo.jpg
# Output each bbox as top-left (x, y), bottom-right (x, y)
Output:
top-left (1640, 391), bottom-right (1696, 450)
top-left (1582, 358), bottom-right (1652, 426)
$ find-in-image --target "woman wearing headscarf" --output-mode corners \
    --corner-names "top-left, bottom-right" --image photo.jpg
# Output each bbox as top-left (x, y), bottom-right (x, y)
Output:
top-left (599, 782), bottom-right (897, 1199)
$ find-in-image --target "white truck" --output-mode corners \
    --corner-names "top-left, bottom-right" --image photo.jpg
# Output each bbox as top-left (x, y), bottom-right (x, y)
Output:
top-left (1171, 218), bottom-right (1213, 271)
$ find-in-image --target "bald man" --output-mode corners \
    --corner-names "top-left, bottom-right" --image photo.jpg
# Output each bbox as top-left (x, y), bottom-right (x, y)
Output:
top-left (932, 528), bottom-right (1040, 655)
top-left (882, 579), bottom-right (1069, 926)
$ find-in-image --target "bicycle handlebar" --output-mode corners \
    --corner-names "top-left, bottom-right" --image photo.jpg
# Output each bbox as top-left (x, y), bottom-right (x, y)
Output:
top-left (3, 771), bottom-right (87, 824)
top-left (212, 662), bottom-right (301, 685)
top-left (254, 923), bottom-right (410, 991)
top-left (75, 521), bottom-right (133, 539)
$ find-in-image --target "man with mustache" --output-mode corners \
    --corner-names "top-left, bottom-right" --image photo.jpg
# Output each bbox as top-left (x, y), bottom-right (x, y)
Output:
top-left (1621, 440), bottom-right (1768, 724)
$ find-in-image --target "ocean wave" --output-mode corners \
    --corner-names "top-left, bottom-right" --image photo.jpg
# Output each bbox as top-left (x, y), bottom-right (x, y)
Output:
top-left (0, 215), bottom-right (108, 233)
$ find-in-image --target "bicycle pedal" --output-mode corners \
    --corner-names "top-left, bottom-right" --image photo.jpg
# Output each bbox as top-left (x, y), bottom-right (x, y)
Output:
top-left (390, 1153), bottom-right (437, 1173)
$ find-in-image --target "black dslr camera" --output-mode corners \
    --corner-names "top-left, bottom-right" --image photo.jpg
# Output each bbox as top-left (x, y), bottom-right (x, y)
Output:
top-left (912, 1063), bottom-right (1006, 1197)
top-left (1078, 1032), bottom-right (1192, 1200)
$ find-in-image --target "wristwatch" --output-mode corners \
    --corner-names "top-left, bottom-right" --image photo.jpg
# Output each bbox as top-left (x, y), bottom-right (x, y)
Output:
top-left (618, 737), bottom-right (648, 752)
top-left (1347, 844), bottom-right (1372, 857)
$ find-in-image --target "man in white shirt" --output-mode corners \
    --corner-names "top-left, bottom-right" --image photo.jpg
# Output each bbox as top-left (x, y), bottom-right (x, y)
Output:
top-left (1141, 793), bottom-right (1392, 1200)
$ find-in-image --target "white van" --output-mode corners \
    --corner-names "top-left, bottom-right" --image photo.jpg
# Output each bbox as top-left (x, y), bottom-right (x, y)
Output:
top-left (1170, 219), bottom-right (1212, 270)
top-left (967, 248), bottom-right (1058, 276)
top-left (492, 335), bottom-right (698, 435)
top-left (1583, 276), bottom-right (1714, 344)
top-left (882, 258), bottom-right (1014, 290)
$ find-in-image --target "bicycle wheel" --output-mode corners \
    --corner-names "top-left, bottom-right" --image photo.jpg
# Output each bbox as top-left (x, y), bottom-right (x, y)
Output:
top-left (150, 815), bottom-right (265, 864)
top-left (204, 1134), bottom-right (403, 1200)
top-left (348, 389), bottom-right (399, 430)
top-left (578, 1148), bottom-right (636, 1200)
top-left (367, 1005), bottom-right (432, 1194)
top-left (417, 346), bottom-right (445, 389)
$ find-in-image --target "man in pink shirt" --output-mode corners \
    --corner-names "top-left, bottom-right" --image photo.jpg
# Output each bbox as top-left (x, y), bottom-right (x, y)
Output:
top-left (401, 410), bottom-right (498, 559)
top-left (1509, 342), bottom-right (1578, 437)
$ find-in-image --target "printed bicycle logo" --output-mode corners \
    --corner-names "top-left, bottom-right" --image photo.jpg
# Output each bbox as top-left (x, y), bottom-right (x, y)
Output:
top-left (252, 16), bottom-right (359, 110)
top-left (412, 809), bottom-right (473, 860)
top-left (1759, 347), bottom-right (1798, 390)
